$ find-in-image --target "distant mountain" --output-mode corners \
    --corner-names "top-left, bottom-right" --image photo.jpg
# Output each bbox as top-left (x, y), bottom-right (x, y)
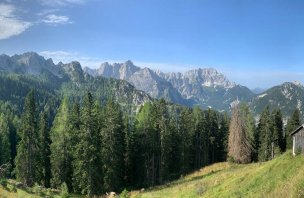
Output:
top-left (0, 52), bottom-right (64, 77)
top-left (0, 52), bottom-right (152, 114)
top-left (85, 61), bottom-right (254, 111)
top-left (251, 87), bottom-right (267, 94)
top-left (251, 82), bottom-right (304, 117)
top-left (1, 52), bottom-right (304, 118)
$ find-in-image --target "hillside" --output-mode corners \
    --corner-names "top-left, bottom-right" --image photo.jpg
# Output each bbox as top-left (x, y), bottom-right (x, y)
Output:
top-left (131, 151), bottom-right (304, 198)
top-left (1, 151), bottom-right (303, 197)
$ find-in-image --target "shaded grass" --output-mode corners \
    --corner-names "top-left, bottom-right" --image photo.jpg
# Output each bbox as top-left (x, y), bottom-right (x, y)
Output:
top-left (132, 151), bottom-right (304, 198)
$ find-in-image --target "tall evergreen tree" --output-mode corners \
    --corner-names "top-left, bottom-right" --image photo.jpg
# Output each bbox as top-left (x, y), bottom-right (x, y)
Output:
top-left (39, 109), bottom-right (51, 188)
top-left (286, 109), bottom-right (301, 149)
top-left (155, 99), bottom-right (171, 184)
top-left (218, 112), bottom-right (229, 161)
top-left (0, 113), bottom-right (11, 166)
top-left (73, 93), bottom-right (102, 195)
top-left (50, 97), bottom-right (73, 189)
top-left (123, 115), bottom-right (135, 187)
top-left (101, 99), bottom-right (125, 192)
top-left (206, 109), bottom-right (219, 163)
top-left (179, 108), bottom-right (194, 174)
top-left (258, 107), bottom-right (273, 161)
top-left (15, 90), bottom-right (39, 186)
top-left (272, 109), bottom-right (285, 152)
top-left (133, 103), bottom-right (159, 186)
top-left (192, 107), bottom-right (208, 169)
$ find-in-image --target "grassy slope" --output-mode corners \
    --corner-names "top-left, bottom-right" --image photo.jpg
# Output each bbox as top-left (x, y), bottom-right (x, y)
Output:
top-left (1, 151), bottom-right (303, 198)
top-left (132, 151), bottom-right (304, 198)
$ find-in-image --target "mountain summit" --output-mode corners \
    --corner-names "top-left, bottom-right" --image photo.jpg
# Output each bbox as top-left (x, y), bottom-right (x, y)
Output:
top-left (84, 61), bottom-right (253, 110)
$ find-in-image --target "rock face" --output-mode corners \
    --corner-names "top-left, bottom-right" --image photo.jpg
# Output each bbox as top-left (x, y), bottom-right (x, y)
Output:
top-left (0, 52), bottom-right (63, 77)
top-left (59, 61), bottom-right (84, 82)
top-left (86, 61), bottom-right (254, 110)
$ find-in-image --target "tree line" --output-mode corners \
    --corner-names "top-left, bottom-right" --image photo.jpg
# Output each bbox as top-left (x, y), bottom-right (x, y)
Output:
top-left (0, 91), bottom-right (301, 196)
top-left (228, 102), bottom-right (301, 163)
top-left (0, 90), bottom-right (229, 196)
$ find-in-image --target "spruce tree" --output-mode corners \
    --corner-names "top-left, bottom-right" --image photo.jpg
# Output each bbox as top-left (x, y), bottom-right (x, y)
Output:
top-left (258, 107), bottom-right (273, 161)
top-left (192, 107), bottom-right (208, 169)
top-left (73, 93), bottom-right (102, 195)
top-left (286, 109), bottom-right (301, 149)
top-left (39, 110), bottom-right (51, 188)
top-left (123, 115), bottom-right (135, 187)
top-left (133, 102), bottom-right (158, 186)
top-left (272, 109), bottom-right (284, 152)
top-left (101, 99), bottom-right (125, 192)
top-left (206, 109), bottom-right (219, 163)
top-left (179, 108), bottom-right (194, 174)
top-left (50, 97), bottom-right (73, 189)
top-left (218, 112), bottom-right (229, 162)
top-left (15, 90), bottom-right (39, 186)
top-left (155, 99), bottom-right (170, 184)
top-left (0, 113), bottom-right (11, 166)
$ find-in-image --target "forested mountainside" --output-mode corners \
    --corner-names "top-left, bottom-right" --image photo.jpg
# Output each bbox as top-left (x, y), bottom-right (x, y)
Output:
top-left (0, 52), bottom-right (152, 115)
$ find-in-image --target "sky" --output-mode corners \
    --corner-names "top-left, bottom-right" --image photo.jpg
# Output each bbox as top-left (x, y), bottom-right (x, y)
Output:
top-left (1, 0), bottom-right (304, 89)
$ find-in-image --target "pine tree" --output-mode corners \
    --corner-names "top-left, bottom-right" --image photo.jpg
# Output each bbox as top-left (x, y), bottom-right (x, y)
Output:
top-left (123, 115), bottom-right (135, 187)
top-left (155, 99), bottom-right (170, 184)
top-left (15, 90), bottom-right (40, 186)
top-left (258, 107), bottom-right (273, 161)
top-left (73, 93), bottom-right (102, 195)
top-left (192, 107), bottom-right (208, 169)
top-left (228, 103), bottom-right (254, 164)
top-left (101, 99), bottom-right (125, 192)
top-left (179, 108), bottom-right (194, 174)
top-left (0, 113), bottom-right (11, 166)
top-left (218, 112), bottom-right (229, 162)
top-left (133, 102), bottom-right (158, 186)
top-left (286, 109), bottom-right (301, 149)
top-left (206, 109), bottom-right (219, 163)
top-left (50, 97), bottom-right (73, 189)
top-left (39, 109), bottom-right (51, 188)
top-left (272, 109), bottom-right (284, 152)
top-left (68, 102), bottom-right (81, 192)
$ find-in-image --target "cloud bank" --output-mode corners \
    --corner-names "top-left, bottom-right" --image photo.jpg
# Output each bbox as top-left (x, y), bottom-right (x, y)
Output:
top-left (0, 4), bottom-right (32, 40)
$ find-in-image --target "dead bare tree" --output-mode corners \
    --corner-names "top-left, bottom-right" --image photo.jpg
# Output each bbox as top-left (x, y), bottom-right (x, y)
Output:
top-left (228, 103), bottom-right (253, 164)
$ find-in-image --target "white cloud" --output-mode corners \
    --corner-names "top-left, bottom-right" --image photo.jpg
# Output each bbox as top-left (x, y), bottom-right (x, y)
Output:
top-left (0, 4), bottom-right (32, 40)
top-left (39, 0), bottom-right (87, 7)
top-left (42, 14), bottom-right (72, 25)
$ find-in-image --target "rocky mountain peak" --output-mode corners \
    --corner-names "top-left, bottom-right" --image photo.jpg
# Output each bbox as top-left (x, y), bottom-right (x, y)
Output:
top-left (183, 67), bottom-right (235, 88)
top-left (61, 61), bottom-right (84, 82)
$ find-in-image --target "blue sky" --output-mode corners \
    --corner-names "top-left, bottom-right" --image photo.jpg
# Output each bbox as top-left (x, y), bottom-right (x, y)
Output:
top-left (1, 0), bottom-right (304, 89)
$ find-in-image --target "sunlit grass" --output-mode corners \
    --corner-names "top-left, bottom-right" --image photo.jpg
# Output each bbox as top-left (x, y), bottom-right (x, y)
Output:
top-left (132, 151), bottom-right (304, 198)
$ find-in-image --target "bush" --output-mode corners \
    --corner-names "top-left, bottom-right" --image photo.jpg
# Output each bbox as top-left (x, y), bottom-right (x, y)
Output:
top-left (60, 182), bottom-right (69, 198)
top-left (119, 189), bottom-right (130, 198)
top-left (32, 183), bottom-right (43, 195)
top-left (0, 178), bottom-right (7, 187)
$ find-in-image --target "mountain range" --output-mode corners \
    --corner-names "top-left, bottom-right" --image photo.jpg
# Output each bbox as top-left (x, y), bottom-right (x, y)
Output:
top-left (84, 60), bottom-right (304, 118)
top-left (0, 52), bottom-right (303, 118)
